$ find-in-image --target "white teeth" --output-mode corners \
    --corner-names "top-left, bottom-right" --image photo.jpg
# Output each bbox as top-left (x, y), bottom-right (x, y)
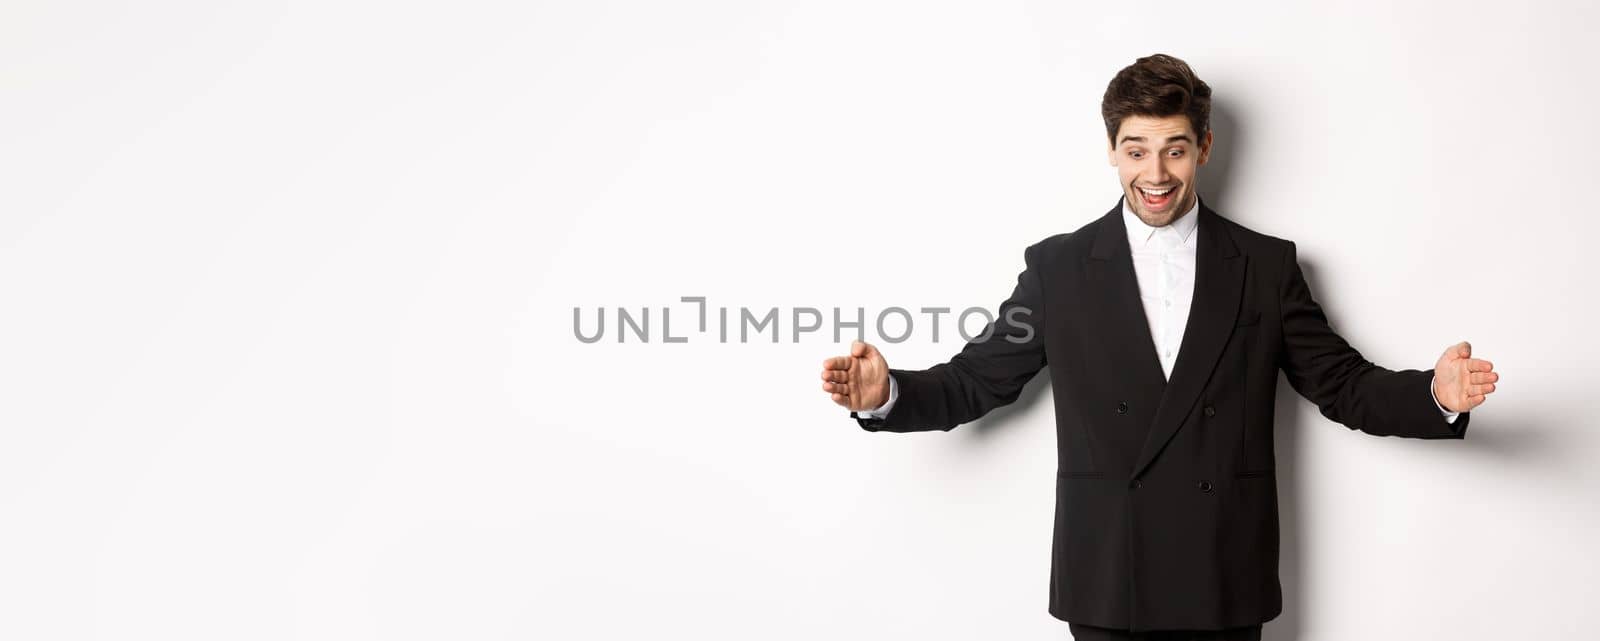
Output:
top-left (1140, 187), bottom-right (1173, 196)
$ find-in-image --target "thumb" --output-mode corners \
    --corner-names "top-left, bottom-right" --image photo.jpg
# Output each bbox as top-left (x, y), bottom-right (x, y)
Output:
top-left (1456, 340), bottom-right (1472, 359)
top-left (852, 339), bottom-right (881, 362)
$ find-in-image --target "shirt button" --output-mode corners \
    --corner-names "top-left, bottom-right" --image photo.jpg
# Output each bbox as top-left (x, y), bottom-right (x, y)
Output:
top-left (1204, 405), bottom-right (1216, 418)
top-left (1130, 479), bottom-right (1143, 490)
top-left (1163, 299), bottom-right (1172, 308)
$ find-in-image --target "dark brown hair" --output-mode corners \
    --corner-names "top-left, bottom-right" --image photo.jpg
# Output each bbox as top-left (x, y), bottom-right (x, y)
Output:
top-left (1101, 54), bottom-right (1212, 146)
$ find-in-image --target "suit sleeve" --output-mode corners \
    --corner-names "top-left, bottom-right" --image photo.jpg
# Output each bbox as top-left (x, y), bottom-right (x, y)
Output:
top-left (855, 241), bottom-right (1049, 433)
top-left (1277, 241), bottom-right (1468, 439)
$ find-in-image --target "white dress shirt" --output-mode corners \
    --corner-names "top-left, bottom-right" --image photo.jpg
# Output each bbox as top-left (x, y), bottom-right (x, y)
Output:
top-left (860, 198), bottom-right (1458, 423)
top-left (1127, 195), bottom-right (1200, 380)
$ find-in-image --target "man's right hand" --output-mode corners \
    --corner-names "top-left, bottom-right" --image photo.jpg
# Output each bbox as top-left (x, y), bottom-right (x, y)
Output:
top-left (820, 340), bottom-right (890, 412)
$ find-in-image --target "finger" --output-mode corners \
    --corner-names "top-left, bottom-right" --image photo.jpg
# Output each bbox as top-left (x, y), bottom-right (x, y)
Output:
top-left (1466, 394), bottom-right (1486, 408)
top-left (1470, 371), bottom-right (1499, 384)
top-left (1467, 358), bottom-right (1494, 373)
top-left (831, 392), bottom-right (849, 407)
top-left (822, 355), bottom-right (852, 371)
top-left (1467, 383), bottom-right (1496, 396)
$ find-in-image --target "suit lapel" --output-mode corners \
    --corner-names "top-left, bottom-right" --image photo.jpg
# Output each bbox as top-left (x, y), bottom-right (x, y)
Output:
top-left (1129, 199), bottom-right (1245, 480)
top-left (1085, 200), bottom-right (1169, 396)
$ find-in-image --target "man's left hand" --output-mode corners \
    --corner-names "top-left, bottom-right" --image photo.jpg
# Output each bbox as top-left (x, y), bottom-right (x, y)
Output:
top-left (1433, 340), bottom-right (1499, 413)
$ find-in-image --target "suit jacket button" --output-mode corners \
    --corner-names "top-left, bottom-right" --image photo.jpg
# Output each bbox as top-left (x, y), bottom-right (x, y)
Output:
top-left (1129, 479), bottom-right (1142, 490)
top-left (1203, 405), bottom-right (1216, 418)
top-left (1198, 480), bottom-right (1213, 493)
top-left (1117, 401), bottom-right (1129, 415)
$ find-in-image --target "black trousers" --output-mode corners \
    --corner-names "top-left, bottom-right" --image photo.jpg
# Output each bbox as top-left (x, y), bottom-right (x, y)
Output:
top-left (1068, 622), bottom-right (1263, 641)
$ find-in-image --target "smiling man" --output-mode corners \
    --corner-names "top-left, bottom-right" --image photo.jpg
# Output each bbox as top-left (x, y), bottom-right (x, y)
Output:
top-left (818, 54), bottom-right (1500, 640)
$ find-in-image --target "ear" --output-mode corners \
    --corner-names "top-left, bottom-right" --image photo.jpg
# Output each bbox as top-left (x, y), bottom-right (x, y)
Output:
top-left (1198, 129), bottom-right (1214, 166)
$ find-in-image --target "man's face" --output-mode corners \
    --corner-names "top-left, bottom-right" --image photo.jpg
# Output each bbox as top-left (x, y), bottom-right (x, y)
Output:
top-left (1108, 114), bottom-right (1213, 227)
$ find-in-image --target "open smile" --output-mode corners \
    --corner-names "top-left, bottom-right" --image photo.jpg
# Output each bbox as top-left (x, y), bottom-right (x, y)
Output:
top-left (1137, 185), bottom-right (1179, 209)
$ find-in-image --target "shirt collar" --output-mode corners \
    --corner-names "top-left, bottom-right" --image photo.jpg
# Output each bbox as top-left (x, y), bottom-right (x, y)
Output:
top-left (1120, 195), bottom-right (1200, 248)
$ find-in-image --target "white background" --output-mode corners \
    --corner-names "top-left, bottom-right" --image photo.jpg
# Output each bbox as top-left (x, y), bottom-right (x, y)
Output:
top-left (2, 1), bottom-right (1595, 639)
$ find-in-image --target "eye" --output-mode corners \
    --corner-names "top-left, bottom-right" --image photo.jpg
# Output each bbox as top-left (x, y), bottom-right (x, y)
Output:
top-left (1128, 150), bottom-right (1144, 159)
top-left (1167, 149), bottom-right (1185, 157)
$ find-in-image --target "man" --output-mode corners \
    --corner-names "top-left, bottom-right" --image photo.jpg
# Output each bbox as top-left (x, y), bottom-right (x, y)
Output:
top-left (818, 54), bottom-right (1499, 640)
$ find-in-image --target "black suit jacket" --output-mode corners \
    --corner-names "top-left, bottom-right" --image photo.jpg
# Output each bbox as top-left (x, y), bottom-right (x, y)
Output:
top-left (852, 197), bottom-right (1468, 631)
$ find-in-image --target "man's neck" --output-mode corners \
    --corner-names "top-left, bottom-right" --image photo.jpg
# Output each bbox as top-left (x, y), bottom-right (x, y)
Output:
top-left (1121, 196), bottom-right (1200, 241)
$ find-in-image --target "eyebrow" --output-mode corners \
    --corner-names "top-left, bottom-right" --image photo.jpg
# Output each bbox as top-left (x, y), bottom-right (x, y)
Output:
top-left (1118, 134), bottom-right (1194, 146)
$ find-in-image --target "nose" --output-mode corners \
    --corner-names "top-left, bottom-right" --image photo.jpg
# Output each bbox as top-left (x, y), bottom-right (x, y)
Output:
top-left (1149, 157), bottom-right (1172, 185)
